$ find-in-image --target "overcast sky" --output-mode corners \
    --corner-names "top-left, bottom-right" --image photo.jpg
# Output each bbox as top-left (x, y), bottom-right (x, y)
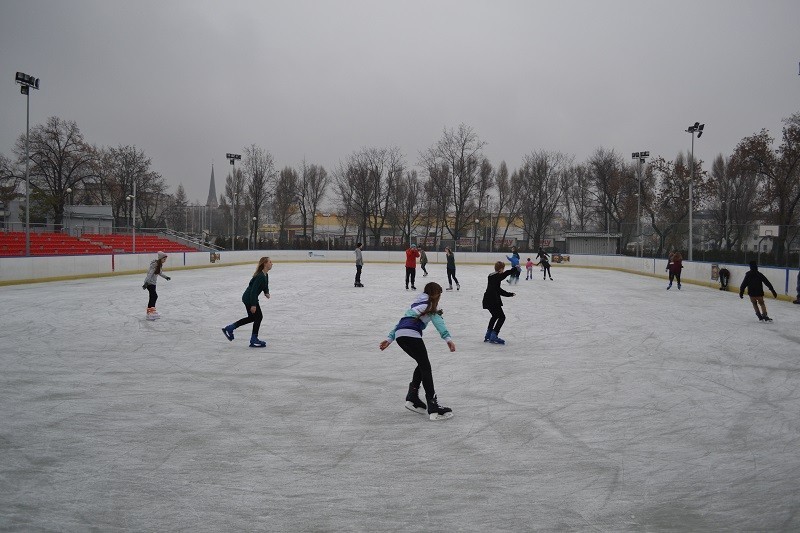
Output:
top-left (1, 0), bottom-right (798, 205)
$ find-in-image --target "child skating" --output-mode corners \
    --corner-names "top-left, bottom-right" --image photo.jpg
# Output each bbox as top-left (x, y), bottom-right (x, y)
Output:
top-left (525, 258), bottom-right (534, 280)
top-left (739, 261), bottom-right (778, 322)
top-left (506, 247), bottom-right (521, 284)
top-left (482, 261), bottom-right (516, 344)
top-left (142, 251), bottom-right (170, 320)
top-left (379, 282), bottom-right (456, 420)
top-left (222, 257), bottom-right (272, 347)
top-left (666, 251), bottom-right (683, 289)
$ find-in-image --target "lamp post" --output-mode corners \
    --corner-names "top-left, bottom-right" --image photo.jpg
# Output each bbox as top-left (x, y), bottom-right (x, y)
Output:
top-left (226, 153), bottom-right (241, 251)
top-left (631, 151), bottom-right (649, 257)
top-left (474, 219), bottom-right (480, 252)
top-left (15, 72), bottom-right (40, 256)
top-left (686, 122), bottom-right (704, 261)
top-left (252, 216), bottom-right (257, 250)
top-left (486, 194), bottom-right (492, 253)
top-left (66, 187), bottom-right (72, 235)
top-left (126, 180), bottom-right (136, 253)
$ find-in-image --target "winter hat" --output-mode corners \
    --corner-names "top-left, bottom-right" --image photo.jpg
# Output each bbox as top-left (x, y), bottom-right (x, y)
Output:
top-left (411, 244), bottom-right (417, 248)
top-left (158, 251), bottom-right (168, 260)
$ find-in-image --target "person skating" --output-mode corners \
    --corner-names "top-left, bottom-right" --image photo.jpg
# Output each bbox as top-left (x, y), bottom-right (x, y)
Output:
top-left (793, 269), bottom-right (800, 304)
top-left (444, 247), bottom-right (460, 290)
top-left (739, 261), bottom-right (777, 322)
top-left (142, 251), bottom-right (170, 320)
top-left (354, 242), bottom-right (364, 287)
top-left (506, 246), bottom-right (521, 284)
top-left (379, 282), bottom-right (456, 421)
top-left (222, 257), bottom-right (272, 347)
top-left (419, 246), bottom-right (429, 277)
top-left (405, 244), bottom-right (420, 290)
top-left (482, 261), bottom-right (516, 344)
top-left (666, 251), bottom-right (683, 290)
top-left (525, 258), bottom-right (534, 280)
top-left (537, 247), bottom-right (552, 280)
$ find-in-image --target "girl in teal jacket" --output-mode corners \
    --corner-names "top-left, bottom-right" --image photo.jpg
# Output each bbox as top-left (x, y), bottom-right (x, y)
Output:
top-left (222, 257), bottom-right (272, 347)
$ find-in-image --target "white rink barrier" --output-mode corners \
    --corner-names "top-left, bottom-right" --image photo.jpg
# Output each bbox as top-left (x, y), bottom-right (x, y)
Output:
top-left (1, 250), bottom-right (798, 297)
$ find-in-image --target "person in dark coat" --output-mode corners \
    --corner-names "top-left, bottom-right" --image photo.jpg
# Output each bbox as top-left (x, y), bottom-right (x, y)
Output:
top-left (536, 247), bottom-right (552, 280)
top-left (719, 267), bottom-right (730, 291)
top-left (739, 261), bottom-right (777, 322)
top-left (482, 261), bottom-right (516, 344)
top-left (666, 251), bottom-right (683, 290)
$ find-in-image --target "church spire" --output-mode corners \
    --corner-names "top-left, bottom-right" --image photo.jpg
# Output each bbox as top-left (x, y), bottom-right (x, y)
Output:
top-left (206, 164), bottom-right (218, 208)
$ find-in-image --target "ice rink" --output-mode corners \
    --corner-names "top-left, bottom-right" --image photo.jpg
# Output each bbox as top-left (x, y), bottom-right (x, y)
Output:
top-left (1, 260), bottom-right (799, 531)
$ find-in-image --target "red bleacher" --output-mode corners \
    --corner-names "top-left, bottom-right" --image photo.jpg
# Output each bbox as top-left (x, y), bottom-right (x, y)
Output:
top-left (0, 232), bottom-right (196, 256)
top-left (82, 234), bottom-right (196, 253)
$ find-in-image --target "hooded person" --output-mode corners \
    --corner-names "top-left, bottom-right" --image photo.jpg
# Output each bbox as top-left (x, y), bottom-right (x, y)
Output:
top-left (739, 261), bottom-right (778, 322)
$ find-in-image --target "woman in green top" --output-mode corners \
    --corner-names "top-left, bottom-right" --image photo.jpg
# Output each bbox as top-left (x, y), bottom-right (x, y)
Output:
top-left (222, 257), bottom-right (272, 347)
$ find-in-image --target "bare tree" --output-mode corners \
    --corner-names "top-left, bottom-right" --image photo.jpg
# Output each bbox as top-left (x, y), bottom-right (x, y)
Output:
top-left (421, 124), bottom-right (487, 248)
top-left (297, 161), bottom-right (329, 241)
top-left (732, 113), bottom-right (800, 262)
top-left (391, 170), bottom-right (424, 244)
top-left (224, 167), bottom-right (246, 244)
top-left (493, 163), bottom-right (524, 247)
top-left (517, 150), bottom-right (569, 248)
top-left (242, 144), bottom-right (276, 242)
top-left (10, 116), bottom-right (98, 227)
top-left (332, 146), bottom-right (402, 246)
top-left (274, 167), bottom-right (298, 246)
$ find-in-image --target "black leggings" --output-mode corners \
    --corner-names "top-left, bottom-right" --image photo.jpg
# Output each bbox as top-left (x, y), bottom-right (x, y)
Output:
top-left (447, 268), bottom-right (459, 287)
top-left (396, 336), bottom-right (436, 400)
top-left (233, 303), bottom-right (263, 336)
top-left (542, 264), bottom-right (551, 278)
top-left (421, 263), bottom-right (428, 275)
top-left (486, 306), bottom-right (506, 334)
top-left (405, 267), bottom-right (416, 288)
top-left (669, 271), bottom-right (681, 285)
top-left (147, 284), bottom-right (158, 308)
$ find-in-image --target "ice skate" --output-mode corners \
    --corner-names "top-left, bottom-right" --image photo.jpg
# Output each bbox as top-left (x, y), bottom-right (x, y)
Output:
top-left (755, 311), bottom-right (764, 321)
top-left (763, 315), bottom-right (773, 322)
top-left (411, 285), bottom-right (417, 290)
top-left (151, 308), bottom-right (161, 319)
top-left (427, 395), bottom-right (453, 421)
top-left (404, 384), bottom-right (427, 415)
top-left (488, 331), bottom-right (505, 345)
top-left (484, 329), bottom-right (492, 342)
top-left (446, 286), bottom-right (453, 291)
top-left (146, 308), bottom-right (157, 321)
top-left (666, 283), bottom-right (672, 290)
top-left (249, 334), bottom-right (266, 348)
top-left (222, 325), bottom-right (234, 341)
top-left (456, 283), bottom-right (460, 291)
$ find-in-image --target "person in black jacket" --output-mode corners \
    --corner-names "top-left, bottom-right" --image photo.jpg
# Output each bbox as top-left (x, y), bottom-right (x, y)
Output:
top-left (739, 261), bottom-right (777, 322)
top-left (482, 261), bottom-right (516, 344)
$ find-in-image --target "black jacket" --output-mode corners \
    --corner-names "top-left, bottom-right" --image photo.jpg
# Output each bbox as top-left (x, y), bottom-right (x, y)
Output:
top-left (739, 268), bottom-right (776, 298)
top-left (482, 269), bottom-right (515, 309)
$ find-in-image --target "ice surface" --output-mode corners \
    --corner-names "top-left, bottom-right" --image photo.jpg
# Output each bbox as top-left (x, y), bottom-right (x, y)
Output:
top-left (1, 261), bottom-right (799, 531)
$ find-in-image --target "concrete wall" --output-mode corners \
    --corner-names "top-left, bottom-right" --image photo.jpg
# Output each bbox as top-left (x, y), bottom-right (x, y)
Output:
top-left (2, 250), bottom-right (798, 298)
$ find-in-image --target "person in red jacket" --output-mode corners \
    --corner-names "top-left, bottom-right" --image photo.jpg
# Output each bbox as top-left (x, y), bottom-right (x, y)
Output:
top-left (405, 244), bottom-right (420, 290)
top-left (666, 251), bottom-right (683, 290)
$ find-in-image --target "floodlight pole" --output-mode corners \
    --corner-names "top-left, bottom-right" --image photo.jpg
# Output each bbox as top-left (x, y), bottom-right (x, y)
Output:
top-left (632, 151), bottom-right (649, 258)
top-left (16, 72), bottom-right (40, 256)
top-left (686, 122), bottom-right (704, 262)
top-left (226, 153), bottom-right (241, 251)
